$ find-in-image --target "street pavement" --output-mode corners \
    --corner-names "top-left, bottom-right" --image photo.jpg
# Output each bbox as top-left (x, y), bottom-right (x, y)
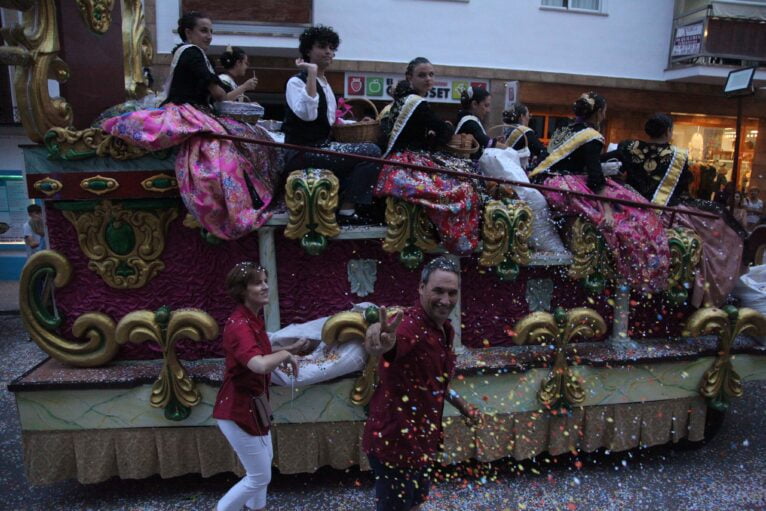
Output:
top-left (1, 313), bottom-right (765, 510)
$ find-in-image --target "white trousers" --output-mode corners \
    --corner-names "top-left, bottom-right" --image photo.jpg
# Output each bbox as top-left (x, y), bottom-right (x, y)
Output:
top-left (217, 419), bottom-right (273, 511)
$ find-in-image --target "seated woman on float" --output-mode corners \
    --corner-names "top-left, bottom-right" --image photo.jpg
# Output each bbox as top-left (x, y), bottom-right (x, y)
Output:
top-left (502, 104), bottom-right (548, 169)
top-left (375, 57), bottom-right (481, 255)
top-left (454, 88), bottom-right (567, 254)
top-left (218, 46), bottom-right (260, 101)
top-left (618, 113), bottom-right (745, 307)
top-left (529, 92), bottom-right (670, 292)
top-left (103, 12), bottom-right (278, 241)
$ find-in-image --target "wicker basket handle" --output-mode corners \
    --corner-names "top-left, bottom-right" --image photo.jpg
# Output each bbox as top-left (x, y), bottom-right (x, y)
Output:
top-left (343, 97), bottom-right (379, 120)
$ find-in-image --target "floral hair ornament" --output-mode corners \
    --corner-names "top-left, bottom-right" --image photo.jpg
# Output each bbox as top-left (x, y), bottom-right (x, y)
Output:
top-left (580, 92), bottom-right (596, 108)
top-left (466, 86), bottom-right (474, 100)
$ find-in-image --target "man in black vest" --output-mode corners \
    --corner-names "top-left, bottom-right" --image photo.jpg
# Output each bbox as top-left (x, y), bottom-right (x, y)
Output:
top-left (283, 26), bottom-right (382, 225)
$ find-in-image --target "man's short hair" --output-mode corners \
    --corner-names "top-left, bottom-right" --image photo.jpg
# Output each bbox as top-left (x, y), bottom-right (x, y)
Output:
top-left (298, 25), bottom-right (340, 61)
top-left (27, 204), bottom-right (42, 214)
top-left (420, 256), bottom-right (459, 285)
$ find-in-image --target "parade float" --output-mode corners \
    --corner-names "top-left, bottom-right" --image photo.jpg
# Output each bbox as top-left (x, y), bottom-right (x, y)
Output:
top-left (4, 1), bottom-right (766, 486)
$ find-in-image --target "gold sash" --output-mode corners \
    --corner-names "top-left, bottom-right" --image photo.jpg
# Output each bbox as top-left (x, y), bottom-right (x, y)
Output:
top-left (651, 146), bottom-right (688, 206)
top-left (383, 94), bottom-right (424, 157)
top-left (529, 127), bottom-right (604, 178)
top-left (505, 125), bottom-right (532, 148)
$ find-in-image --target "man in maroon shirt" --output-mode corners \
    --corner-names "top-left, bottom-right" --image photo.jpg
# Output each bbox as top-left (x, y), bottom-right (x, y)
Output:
top-left (362, 256), bottom-right (481, 511)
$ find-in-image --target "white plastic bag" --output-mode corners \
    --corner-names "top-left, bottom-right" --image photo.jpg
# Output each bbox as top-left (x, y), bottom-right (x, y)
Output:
top-left (269, 303), bottom-right (374, 386)
top-left (734, 265), bottom-right (766, 318)
top-left (479, 148), bottom-right (568, 253)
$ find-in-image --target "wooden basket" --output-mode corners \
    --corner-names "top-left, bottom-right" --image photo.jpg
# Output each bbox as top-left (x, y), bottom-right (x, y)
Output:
top-left (443, 133), bottom-right (480, 158)
top-left (331, 98), bottom-right (381, 143)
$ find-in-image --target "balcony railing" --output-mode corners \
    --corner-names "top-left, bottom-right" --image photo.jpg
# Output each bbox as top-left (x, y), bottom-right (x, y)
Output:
top-left (669, 0), bottom-right (766, 68)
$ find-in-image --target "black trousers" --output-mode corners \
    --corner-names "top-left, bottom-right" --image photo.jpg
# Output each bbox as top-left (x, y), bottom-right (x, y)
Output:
top-left (283, 141), bottom-right (382, 205)
top-left (368, 454), bottom-right (432, 511)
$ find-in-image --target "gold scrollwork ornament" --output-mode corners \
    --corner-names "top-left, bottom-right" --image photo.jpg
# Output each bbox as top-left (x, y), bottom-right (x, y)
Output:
top-left (61, 200), bottom-right (178, 289)
top-left (666, 227), bottom-right (702, 305)
top-left (479, 199), bottom-right (532, 281)
top-left (514, 307), bottom-right (606, 409)
top-left (284, 169), bottom-right (341, 256)
top-left (44, 127), bottom-right (149, 161)
top-left (567, 217), bottom-right (613, 294)
top-left (121, 0), bottom-right (153, 98)
top-left (115, 307), bottom-right (219, 421)
top-left (382, 197), bottom-right (439, 270)
top-left (19, 250), bottom-right (119, 367)
top-left (322, 306), bottom-right (403, 406)
top-left (685, 306), bottom-right (766, 411)
top-left (0, 0), bottom-right (74, 142)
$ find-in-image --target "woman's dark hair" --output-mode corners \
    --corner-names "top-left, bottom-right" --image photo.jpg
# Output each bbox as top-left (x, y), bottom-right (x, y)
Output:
top-left (226, 261), bottom-right (268, 304)
top-left (573, 91), bottom-right (606, 118)
top-left (298, 25), bottom-right (340, 61)
top-left (459, 86), bottom-right (491, 109)
top-left (178, 11), bottom-right (208, 42)
top-left (405, 57), bottom-right (431, 78)
top-left (392, 79), bottom-right (415, 100)
top-left (502, 103), bottom-right (529, 124)
top-left (220, 46), bottom-right (246, 70)
top-left (644, 113), bottom-right (673, 139)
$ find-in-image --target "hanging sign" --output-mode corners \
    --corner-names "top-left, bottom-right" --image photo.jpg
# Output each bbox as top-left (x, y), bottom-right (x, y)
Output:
top-left (671, 22), bottom-right (703, 57)
top-left (344, 72), bottom-right (490, 104)
top-left (504, 81), bottom-right (519, 111)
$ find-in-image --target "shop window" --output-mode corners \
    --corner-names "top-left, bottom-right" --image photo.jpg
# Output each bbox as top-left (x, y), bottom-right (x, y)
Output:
top-left (541, 0), bottom-right (606, 14)
top-left (673, 116), bottom-right (760, 196)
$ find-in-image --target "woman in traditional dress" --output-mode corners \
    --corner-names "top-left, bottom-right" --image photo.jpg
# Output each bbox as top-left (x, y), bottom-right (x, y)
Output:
top-left (618, 113), bottom-right (745, 306)
top-left (213, 262), bottom-right (305, 511)
top-left (455, 88), bottom-right (567, 253)
top-left (454, 86), bottom-right (506, 159)
top-left (502, 103), bottom-right (547, 169)
top-left (530, 92), bottom-right (670, 292)
top-left (218, 46), bottom-right (259, 101)
top-left (375, 57), bottom-right (482, 255)
top-left (102, 12), bottom-right (279, 240)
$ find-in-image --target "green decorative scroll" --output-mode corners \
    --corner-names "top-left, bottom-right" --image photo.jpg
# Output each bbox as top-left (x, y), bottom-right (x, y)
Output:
top-left (115, 306), bottom-right (219, 421)
top-left (58, 199), bottom-right (179, 289)
top-left (382, 197), bottom-right (439, 270)
top-left (19, 250), bottom-right (119, 367)
top-left (685, 306), bottom-right (766, 411)
top-left (75, 0), bottom-right (115, 34)
top-left (80, 174), bottom-right (119, 195)
top-left (479, 199), bottom-right (533, 281)
top-left (44, 127), bottom-right (152, 161)
top-left (284, 169), bottom-right (341, 256)
top-left (666, 227), bottom-right (702, 305)
top-left (141, 173), bottom-right (178, 193)
top-left (514, 307), bottom-right (606, 409)
top-left (33, 177), bottom-right (63, 196)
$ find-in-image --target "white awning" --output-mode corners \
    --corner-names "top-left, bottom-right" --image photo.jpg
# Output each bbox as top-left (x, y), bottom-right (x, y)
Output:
top-left (710, 1), bottom-right (766, 21)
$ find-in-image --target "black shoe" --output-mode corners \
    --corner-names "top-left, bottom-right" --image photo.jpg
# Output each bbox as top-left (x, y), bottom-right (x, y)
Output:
top-left (337, 212), bottom-right (372, 226)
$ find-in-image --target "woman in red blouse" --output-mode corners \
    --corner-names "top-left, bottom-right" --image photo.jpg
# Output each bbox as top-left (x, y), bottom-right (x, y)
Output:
top-left (213, 262), bottom-right (303, 511)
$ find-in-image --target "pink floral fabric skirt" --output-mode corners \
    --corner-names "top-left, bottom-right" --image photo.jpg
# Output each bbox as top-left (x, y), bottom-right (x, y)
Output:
top-left (375, 150), bottom-right (481, 255)
top-left (543, 175), bottom-right (670, 292)
top-left (103, 103), bottom-right (279, 240)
